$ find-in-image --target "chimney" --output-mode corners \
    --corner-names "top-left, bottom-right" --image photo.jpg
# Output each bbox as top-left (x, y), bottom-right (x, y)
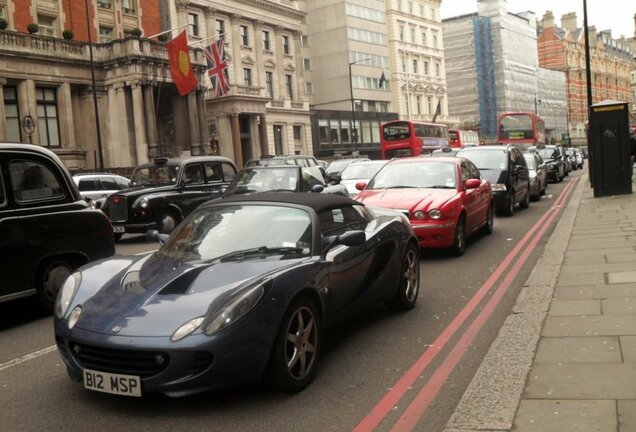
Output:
top-left (561, 12), bottom-right (578, 32)
top-left (542, 10), bottom-right (555, 29)
top-left (587, 25), bottom-right (597, 48)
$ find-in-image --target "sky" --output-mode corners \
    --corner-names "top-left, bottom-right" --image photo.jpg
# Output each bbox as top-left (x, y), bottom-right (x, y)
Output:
top-left (441, 0), bottom-right (636, 39)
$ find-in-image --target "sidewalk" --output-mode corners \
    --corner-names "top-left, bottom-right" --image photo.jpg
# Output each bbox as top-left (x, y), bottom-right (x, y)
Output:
top-left (443, 171), bottom-right (636, 432)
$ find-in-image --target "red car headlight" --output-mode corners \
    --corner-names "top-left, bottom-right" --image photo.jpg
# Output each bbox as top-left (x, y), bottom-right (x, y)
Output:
top-left (413, 211), bottom-right (426, 220)
top-left (428, 209), bottom-right (442, 220)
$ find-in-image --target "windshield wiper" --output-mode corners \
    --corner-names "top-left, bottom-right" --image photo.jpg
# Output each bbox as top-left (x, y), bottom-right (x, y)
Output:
top-left (383, 185), bottom-right (419, 189)
top-left (427, 185), bottom-right (456, 189)
top-left (203, 246), bottom-right (306, 263)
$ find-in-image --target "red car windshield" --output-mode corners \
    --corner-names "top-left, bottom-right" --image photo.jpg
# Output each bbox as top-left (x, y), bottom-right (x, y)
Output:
top-left (367, 161), bottom-right (456, 189)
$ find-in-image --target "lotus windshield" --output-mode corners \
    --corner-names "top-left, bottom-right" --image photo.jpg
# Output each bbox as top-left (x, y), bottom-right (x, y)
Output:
top-left (158, 204), bottom-right (313, 262)
top-left (131, 165), bottom-right (179, 186)
top-left (367, 161), bottom-right (457, 189)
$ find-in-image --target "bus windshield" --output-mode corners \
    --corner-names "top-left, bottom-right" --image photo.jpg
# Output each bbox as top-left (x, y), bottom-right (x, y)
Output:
top-left (382, 122), bottom-right (411, 141)
top-left (499, 114), bottom-right (533, 140)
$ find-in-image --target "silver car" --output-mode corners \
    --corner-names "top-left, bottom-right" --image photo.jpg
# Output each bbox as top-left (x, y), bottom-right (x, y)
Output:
top-left (73, 173), bottom-right (130, 208)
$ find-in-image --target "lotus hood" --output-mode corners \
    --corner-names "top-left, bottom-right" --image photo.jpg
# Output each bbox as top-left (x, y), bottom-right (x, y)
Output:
top-left (74, 254), bottom-right (305, 337)
top-left (356, 188), bottom-right (456, 212)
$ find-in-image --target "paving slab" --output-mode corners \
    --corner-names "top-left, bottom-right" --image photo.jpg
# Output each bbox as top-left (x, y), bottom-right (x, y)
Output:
top-left (567, 238), bottom-right (636, 251)
top-left (513, 400), bottom-right (616, 432)
top-left (606, 254), bottom-right (636, 264)
top-left (534, 336), bottom-right (621, 363)
top-left (525, 364), bottom-right (636, 399)
top-left (557, 272), bottom-right (606, 286)
top-left (619, 401), bottom-right (636, 432)
top-left (563, 255), bottom-right (608, 266)
top-left (620, 336), bottom-right (636, 363)
top-left (560, 262), bottom-right (636, 275)
top-left (525, 264), bottom-right (560, 287)
top-left (554, 284), bottom-right (636, 300)
top-left (543, 315), bottom-right (636, 337)
top-left (549, 300), bottom-right (601, 316)
top-left (602, 297), bottom-right (636, 314)
top-left (565, 247), bottom-right (635, 258)
top-left (608, 271), bottom-right (636, 284)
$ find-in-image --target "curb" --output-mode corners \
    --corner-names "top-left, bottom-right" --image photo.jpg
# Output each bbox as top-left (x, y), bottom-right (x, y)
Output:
top-left (442, 174), bottom-right (588, 432)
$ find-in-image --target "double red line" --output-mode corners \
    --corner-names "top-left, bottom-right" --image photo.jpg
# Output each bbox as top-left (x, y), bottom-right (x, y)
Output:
top-left (354, 177), bottom-right (580, 432)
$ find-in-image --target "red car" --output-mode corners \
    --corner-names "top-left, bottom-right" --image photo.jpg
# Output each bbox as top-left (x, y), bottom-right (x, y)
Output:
top-left (354, 157), bottom-right (494, 255)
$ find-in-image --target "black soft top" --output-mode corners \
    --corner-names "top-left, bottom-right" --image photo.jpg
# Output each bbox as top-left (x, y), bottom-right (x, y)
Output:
top-left (206, 192), bottom-right (363, 213)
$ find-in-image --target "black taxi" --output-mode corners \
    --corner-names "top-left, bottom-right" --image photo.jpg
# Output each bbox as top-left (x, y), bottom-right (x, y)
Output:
top-left (0, 143), bottom-right (115, 313)
top-left (102, 156), bottom-right (237, 237)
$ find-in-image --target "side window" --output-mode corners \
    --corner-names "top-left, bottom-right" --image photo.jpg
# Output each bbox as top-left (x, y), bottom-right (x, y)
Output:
top-left (468, 161), bottom-right (481, 179)
top-left (184, 164), bottom-right (204, 184)
top-left (319, 206), bottom-right (366, 237)
top-left (301, 167), bottom-right (325, 190)
top-left (116, 177), bottom-right (130, 188)
top-left (221, 163), bottom-right (236, 181)
top-left (99, 178), bottom-right (121, 190)
top-left (460, 162), bottom-right (471, 183)
top-left (9, 159), bottom-right (64, 202)
top-left (78, 178), bottom-right (97, 191)
top-left (0, 168), bottom-right (6, 207)
top-left (204, 163), bottom-right (222, 182)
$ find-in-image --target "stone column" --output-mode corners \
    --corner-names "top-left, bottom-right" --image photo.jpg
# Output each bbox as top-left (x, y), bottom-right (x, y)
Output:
top-left (131, 81), bottom-right (149, 165)
top-left (273, 26), bottom-right (285, 100)
top-left (143, 85), bottom-right (159, 157)
top-left (187, 91), bottom-right (202, 155)
top-left (253, 21), bottom-right (264, 88)
top-left (230, 113), bottom-right (243, 167)
top-left (58, 82), bottom-right (76, 149)
top-left (18, 80), bottom-right (37, 144)
top-left (204, 7), bottom-right (216, 39)
top-left (0, 78), bottom-right (6, 141)
top-left (175, 1), bottom-right (189, 29)
top-left (259, 114), bottom-right (269, 156)
top-left (230, 14), bottom-right (243, 90)
top-left (196, 90), bottom-right (209, 154)
top-left (293, 30), bottom-right (304, 102)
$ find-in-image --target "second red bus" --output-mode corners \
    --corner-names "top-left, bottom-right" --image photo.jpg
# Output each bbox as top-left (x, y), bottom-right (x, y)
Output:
top-left (381, 120), bottom-right (450, 159)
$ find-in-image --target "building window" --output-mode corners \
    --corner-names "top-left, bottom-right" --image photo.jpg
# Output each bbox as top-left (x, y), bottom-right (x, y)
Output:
top-left (283, 35), bottom-right (290, 55)
top-left (240, 25), bottom-right (249, 46)
top-left (422, 31), bottom-right (427, 46)
top-left (432, 34), bottom-right (438, 48)
top-left (37, 15), bottom-right (56, 37)
top-left (293, 125), bottom-right (302, 140)
top-left (285, 74), bottom-right (293, 99)
top-left (401, 57), bottom-right (406, 72)
top-left (4, 86), bottom-right (21, 142)
top-left (368, 101), bottom-right (376, 112)
top-left (266, 71), bottom-right (274, 97)
top-left (243, 68), bottom-right (252, 86)
top-left (303, 58), bottom-right (311, 70)
top-left (379, 102), bottom-right (389, 112)
top-left (354, 100), bottom-right (363, 111)
top-left (412, 59), bottom-right (418, 74)
top-left (424, 61), bottom-right (429, 75)
top-left (99, 26), bottom-right (113, 43)
top-left (408, 1), bottom-right (413, 14)
top-left (410, 28), bottom-right (416, 43)
top-left (121, 0), bottom-right (136, 15)
top-left (399, 26), bottom-right (404, 41)
top-left (304, 82), bottom-right (313, 95)
top-left (427, 96), bottom-right (433, 114)
top-left (435, 62), bottom-right (440, 77)
top-left (416, 96), bottom-right (422, 114)
top-left (262, 30), bottom-right (271, 50)
top-left (319, 119), bottom-right (329, 144)
top-left (216, 19), bottom-right (225, 38)
top-left (188, 13), bottom-right (199, 37)
top-left (301, 35), bottom-right (309, 47)
top-left (36, 87), bottom-right (60, 148)
top-left (97, 0), bottom-right (112, 9)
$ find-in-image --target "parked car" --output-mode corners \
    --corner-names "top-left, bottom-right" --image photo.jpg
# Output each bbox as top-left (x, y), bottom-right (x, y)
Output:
top-left (101, 156), bottom-right (237, 238)
top-left (325, 157), bottom-right (371, 176)
top-left (523, 151), bottom-right (547, 201)
top-left (73, 172), bottom-right (130, 209)
top-left (338, 160), bottom-right (387, 195)
top-left (223, 165), bottom-right (349, 196)
top-left (355, 157), bottom-right (494, 256)
top-left (557, 146), bottom-right (571, 176)
top-left (573, 148), bottom-right (584, 169)
top-left (456, 145), bottom-right (530, 217)
top-left (528, 145), bottom-right (565, 183)
top-left (0, 143), bottom-right (115, 313)
top-left (54, 193), bottom-right (419, 396)
top-left (244, 155), bottom-right (320, 168)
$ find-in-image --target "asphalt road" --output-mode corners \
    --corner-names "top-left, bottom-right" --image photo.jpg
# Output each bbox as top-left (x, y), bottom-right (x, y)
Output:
top-left (0, 169), bottom-right (584, 432)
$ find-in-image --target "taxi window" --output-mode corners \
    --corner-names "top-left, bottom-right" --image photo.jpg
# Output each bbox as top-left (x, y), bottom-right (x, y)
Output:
top-left (10, 159), bottom-right (64, 202)
top-left (221, 162), bottom-right (236, 181)
top-left (0, 168), bottom-right (6, 207)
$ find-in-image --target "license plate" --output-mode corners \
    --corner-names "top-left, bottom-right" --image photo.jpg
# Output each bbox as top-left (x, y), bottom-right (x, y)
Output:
top-left (112, 225), bottom-right (125, 233)
top-left (83, 369), bottom-right (141, 397)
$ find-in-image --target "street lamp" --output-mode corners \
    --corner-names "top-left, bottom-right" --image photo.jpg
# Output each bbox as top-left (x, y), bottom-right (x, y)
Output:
top-left (349, 57), bottom-right (371, 154)
top-left (85, 0), bottom-right (105, 171)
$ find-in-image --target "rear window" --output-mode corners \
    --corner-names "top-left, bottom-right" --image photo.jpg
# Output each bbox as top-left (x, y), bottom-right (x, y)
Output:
top-left (78, 178), bottom-right (98, 191)
top-left (9, 159), bottom-right (65, 202)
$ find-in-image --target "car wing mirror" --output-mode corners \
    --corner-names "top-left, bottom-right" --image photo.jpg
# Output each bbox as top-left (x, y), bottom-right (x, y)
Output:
top-left (464, 178), bottom-right (481, 189)
top-left (146, 229), bottom-right (169, 245)
top-left (355, 181), bottom-right (367, 191)
top-left (310, 184), bottom-right (324, 193)
top-left (322, 230), bottom-right (366, 255)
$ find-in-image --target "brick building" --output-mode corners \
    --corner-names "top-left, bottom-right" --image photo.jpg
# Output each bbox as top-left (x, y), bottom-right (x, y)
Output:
top-left (537, 11), bottom-right (635, 146)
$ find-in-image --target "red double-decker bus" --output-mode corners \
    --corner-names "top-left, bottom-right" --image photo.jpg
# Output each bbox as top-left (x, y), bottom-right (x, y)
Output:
top-left (497, 112), bottom-right (546, 150)
top-left (380, 120), bottom-right (450, 159)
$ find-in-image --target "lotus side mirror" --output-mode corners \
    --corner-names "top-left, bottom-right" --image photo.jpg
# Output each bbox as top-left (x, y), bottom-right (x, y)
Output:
top-left (146, 229), bottom-right (169, 245)
top-left (322, 230), bottom-right (366, 254)
top-left (310, 184), bottom-right (325, 193)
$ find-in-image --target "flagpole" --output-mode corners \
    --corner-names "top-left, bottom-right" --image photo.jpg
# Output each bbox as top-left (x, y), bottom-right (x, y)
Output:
top-left (188, 32), bottom-right (228, 47)
top-left (147, 24), bottom-right (189, 40)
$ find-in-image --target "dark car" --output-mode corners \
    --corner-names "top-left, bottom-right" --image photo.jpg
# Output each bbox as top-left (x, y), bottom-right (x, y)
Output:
top-left (102, 156), bottom-right (237, 237)
top-left (523, 151), bottom-right (547, 201)
top-left (54, 193), bottom-right (419, 396)
top-left (324, 157), bottom-right (371, 176)
top-left (456, 145), bottom-right (530, 216)
top-left (528, 145), bottom-right (565, 183)
top-left (224, 165), bottom-right (349, 196)
top-left (0, 143), bottom-right (114, 313)
top-left (557, 146), bottom-right (571, 176)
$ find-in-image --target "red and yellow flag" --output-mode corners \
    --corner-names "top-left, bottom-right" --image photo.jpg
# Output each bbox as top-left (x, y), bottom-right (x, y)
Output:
top-left (167, 31), bottom-right (198, 96)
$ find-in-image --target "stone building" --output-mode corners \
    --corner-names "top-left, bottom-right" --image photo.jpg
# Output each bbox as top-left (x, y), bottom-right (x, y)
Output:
top-left (0, 0), bottom-right (210, 171)
top-left (537, 11), bottom-right (635, 145)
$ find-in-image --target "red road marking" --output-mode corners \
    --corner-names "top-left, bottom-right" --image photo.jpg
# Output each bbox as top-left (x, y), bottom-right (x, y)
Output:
top-left (353, 178), bottom-right (579, 432)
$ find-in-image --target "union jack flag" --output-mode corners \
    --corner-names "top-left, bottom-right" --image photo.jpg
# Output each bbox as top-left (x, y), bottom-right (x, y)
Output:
top-left (204, 36), bottom-right (230, 97)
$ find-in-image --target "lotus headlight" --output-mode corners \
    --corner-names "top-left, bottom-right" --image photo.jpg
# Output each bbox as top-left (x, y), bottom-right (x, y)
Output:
top-left (413, 210), bottom-right (426, 220)
top-left (55, 272), bottom-right (82, 318)
top-left (428, 209), bottom-right (442, 220)
top-left (68, 306), bottom-right (82, 329)
top-left (205, 283), bottom-right (266, 335)
top-left (491, 183), bottom-right (507, 191)
top-left (171, 317), bottom-right (205, 342)
top-left (139, 197), bottom-right (149, 209)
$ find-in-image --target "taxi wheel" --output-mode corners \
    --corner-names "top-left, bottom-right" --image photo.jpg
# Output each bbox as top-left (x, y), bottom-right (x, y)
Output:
top-left (39, 260), bottom-right (72, 314)
top-left (520, 188), bottom-right (530, 209)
